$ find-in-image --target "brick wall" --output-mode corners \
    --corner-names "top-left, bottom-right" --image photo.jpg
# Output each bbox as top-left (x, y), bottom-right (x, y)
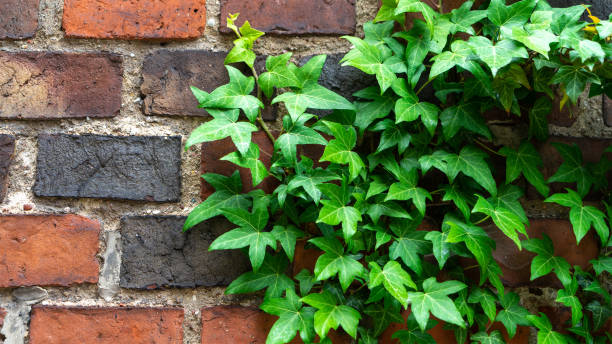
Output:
top-left (0, 0), bottom-right (610, 343)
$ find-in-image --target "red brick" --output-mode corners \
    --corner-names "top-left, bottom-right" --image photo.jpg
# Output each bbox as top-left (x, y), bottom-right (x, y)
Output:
top-left (201, 131), bottom-right (279, 199)
top-left (0, 135), bottom-right (15, 202)
top-left (0, 0), bottom-right (39, 39)
top-left (604, 96), bottom-right (612, 127)
top-left (62, 0), bottom-right (206, 40)
top-left (0, 215), bottom-right (100, 287)
top-left (29, 306), bottom-right (183, 344)
top-left (487, 218), bottom-right (599, 287)
top-left (0, 52), bottom-right (122, 119)
top-left (200, 306), bottom-right (350, 344)
top-left (219, 0), bottom-right (356, 35)
top-left (532, 136), bottom-right (612, 199)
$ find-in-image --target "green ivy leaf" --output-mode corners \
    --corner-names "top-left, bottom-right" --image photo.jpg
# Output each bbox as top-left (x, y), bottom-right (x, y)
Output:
top-left (468, 37), bottom-right (528, 76)
top-left (472, 331), bottom-right (505, 344)
top-left (309, 237), bottom-right (367, 292)
top-left (500, 142), bottom-right (549, 196)
top-left (406, 277), bottom-right (467, 331)
top-left (586, 301), bottom-right (612, 331)
top-left (301, 291), bottom-right (361, 339)
top-left (529, 97), bottom-right (551, 141)
top-left (590, 257), bottom-right (612, 276)
top-left (185, 109), bottom-right (257, 155)
top-left (320, 121), bottom-right (365, 182)
top-left (487, 0), bottom-right (536, 29)
top-left (272, 83), bottom-right (355, 122)
top-left (445, 146), bottom-right (497, 196)
top-left (445, 214), bottom-right (495, 272)
top-left (183, 172), bottom-right (250, 231)
top-left (369, 261), bottom-right (417, 306)
top-left (341, 36), bottom-right (399, 93)
top-left (389, 224), bottom-right (432, 275)
top-left (222, 143), bottom-right (269, 187)
top-left (200, 66), bottom-right (263, 122)
top-left (394, 0), bottom-right (437, 33)
top-left (468, 288), bottom-right (497, 322)
top-left (364, 298), bottom-right (404, 337)
top-left (226, 254), bottom-right (294, 299)
top-left (429, 40), bottom-right (473, 79)
top-left (556, 278), bottom-right (583, 326)
top-left (450, 1), bottom-right (487, 34)
top-left (526, 313), bottom-right (569, 344)
top-left (496, 292), bottom-right (531, 338)
top-left (550, 65), bottom-right (600, 104)
top-left (523, 234), bottom-right (572, 287)
top-left (287, 170), bottom-right (341, 204)
top-left (395, 92), bottom-right (440, 136)
top-left (262, 289), bottom-right (316, 344)
top-left (440, 103), bottom-right (492, 140)
top-left (271, 225), bottom-right (305, 262)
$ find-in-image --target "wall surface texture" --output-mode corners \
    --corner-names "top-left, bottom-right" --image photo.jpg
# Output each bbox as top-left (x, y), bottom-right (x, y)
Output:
top-left (0, 0), bottom-right (610, 343)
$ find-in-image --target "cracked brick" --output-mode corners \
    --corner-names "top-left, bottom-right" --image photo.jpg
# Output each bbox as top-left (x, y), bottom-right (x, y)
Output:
top-left (0, 0), bottom-right (39, 39)
top-left (0, 52), bottom-right (122, 119)
top-left (34, 134), bottom-right (181, 202)
top-left (120, 216), bottom-right (250, 289)
top-left (0, 135), bottom-right (15, 202)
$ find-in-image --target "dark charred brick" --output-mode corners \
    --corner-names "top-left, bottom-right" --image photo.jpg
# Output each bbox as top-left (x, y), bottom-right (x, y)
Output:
top-left (0, 215), bottom-right (100, 287)
top-left (0, 135), bottom-right (15, 202)
top-left (0, 52), bottom-right (122, 119)
top-left (201, 131), bottom-right (278, 199)
top-left (120, 216), bottom-right (250, 289)
top-left (219, 0), bottom-right (356, 35)
top-left (29, 306), bottom-right (183, 344)
top-left (604, 96), bottom-right (612, 127)
top-left (0, 0), bottom-right (38, 39)
top-left (141, 50), bottom-right (276, 120)
top-left (62, 0), bottom-right (206, 40)
top-left (34, 134), bottom-right (181, 202)
top-left (548, 0), bottom-right (611, 20)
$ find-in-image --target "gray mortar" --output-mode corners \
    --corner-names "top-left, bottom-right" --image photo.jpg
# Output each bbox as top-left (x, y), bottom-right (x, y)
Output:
top-left (0, 0), bottom-right (609, 343)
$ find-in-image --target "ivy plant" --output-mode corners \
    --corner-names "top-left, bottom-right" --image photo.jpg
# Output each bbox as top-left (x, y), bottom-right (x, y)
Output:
top-left (185, 2), bottom-right (612, 343)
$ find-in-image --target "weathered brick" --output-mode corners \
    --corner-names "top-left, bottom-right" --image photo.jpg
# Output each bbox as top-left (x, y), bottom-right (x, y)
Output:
top-left (532, 136), bottom-right (612, 199)
top-left (220, 0), bottom-right (356, 35)
top-left (604, 96), bottom-right (612, 127)
top-left (34, 134), bottom-right (181, 202)
top-left (29, 306), bottom-right (183, 344)
top-left (200, 306), bottom-right (350, 344)
top-left (141, 50), bottom-right (276, 120)
top-left (0, 0), bottom-right (39, 39)
top-left (0, 135), bottom-right (15, 202)
top-left (0, 52), bottom-right (122, 119)
top-left (0, 215), bottom-right (100, 287)
top-left (120, 216), bottom-right (249, 289)
top-left (0, 307), bottom-right (5, 330)
top-left (62, 0), bottom-right (206, 40)
top-left (201, 131), bottom-right (278, 199)
top-left (487, 218), bottom-right (599, 287)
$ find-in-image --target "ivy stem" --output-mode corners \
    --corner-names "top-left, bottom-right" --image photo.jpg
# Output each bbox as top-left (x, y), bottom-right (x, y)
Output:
top-left (474, 215), bottom-right (491, 225)
top-left (250, 66), bottom-right (276, 144)
top-left (475, 139), bottom-right (504, 157)
top-left (416, 76), bottom-right (436, 96)
top-left (438, 0), bottom-right (443, 14)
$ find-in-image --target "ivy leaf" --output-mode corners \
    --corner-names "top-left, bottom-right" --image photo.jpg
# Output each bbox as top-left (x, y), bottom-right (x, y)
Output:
top-left (406, 277), bottom-right (467, 331)
top-left (272, 83), bottom-right (355, 121)
top-left (445, 146), bottom-right (497, 196)
top-left (590, 257), bottom-right (612, 276)
top-left (354, 92), bottom-right (395, 131)
top-left (320, 121), bottom-right (365, 182)
top-left (367, 201), bottom-right (412, 224)
top-left (364, 298), bottom-right (404, 337)
top-left (576, 40), bottom-right (605, 63)
top-left (550, 65), bottom-right (600, 104)
top-left (500, 142), bottom-right (549, 196)
top-left (468, 288), bottom-right (497, 322)
top-left (451, 1), bottom-right (487, 34)
top-left (271, 225), bottom-right (305, 262)
top-left (385, 181), bottom-right (431, 216)
top-left (317, 183), bottom-right (362, 240)
top-left (440, 103), bottom-right (492, 140)
top-left (586, 301), bottom-right (612, 331)
top-left (395, 92), bottom-right (440, 136)
top-left (185, 109), bottom-right (257, 155)
top-left (369, 261), bottom-right (417, 307)
top-left (375, 0), bottom-right (405, 24)
top-left (425, 230), bottom-right (452, 269)
top-left (526, 313), bottom-right (569, 344)
top-left (261, 289), bottom-right (316, 344)
top-left (496, 292), bottom-right (531, 338)
top-left (547, 143), bottom-right (594, 196)
top-left (529, 97), bottom-right (551, 141)
top-left (301, 291), bottom-right (361, 339)
top-left (556, 278), bottom-right (582, 326)
top-left (468, 37), bottom-right (528, 76)
top-left (200, 66), bottom-right (263, 122)
top-left (441, 182), bottom-right (472, 220)
top-left (509, 27), bottom-right (558, 57)
top-left (226, 254), bottom-right (295, 299)
top-left (487, 0), bottom-right (536, 29)
top-left (474, 196), bottom-right (525, 248)
top-left (399, 29), bottom-right (431, 78)
top-left (429, 40), bottom-right (473, 79)
top-left (259, 53), bottom-right (302, 98)
top-left (184, 172), bottom-right (250, 231)
top-left (472, 331), bottom-right (505, 344)
top-left (445, 214), bottom-right (495, 272)
top-left (287, 170), bottom-right (341, 204)
top-left (523, 234), bottom-right (572, 287)
top-left (395, 0), bottom-right (438, 33)
top-left (309, 237), bottom-right (367, 292)
top-left (276, 117), bottom-right (328, 163)
top-left (221, 143), bottom-right (269, 187)
top-left (545, 189), bottom-right (609, 244)
top-left (341, 36), bottom-right (398, 93)
top-left (210, 207), bottom-right (274, 271)
top-left (389, 225), bottom-right (432, 275)
top-left (391, 313), bottom-right (437, 343)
